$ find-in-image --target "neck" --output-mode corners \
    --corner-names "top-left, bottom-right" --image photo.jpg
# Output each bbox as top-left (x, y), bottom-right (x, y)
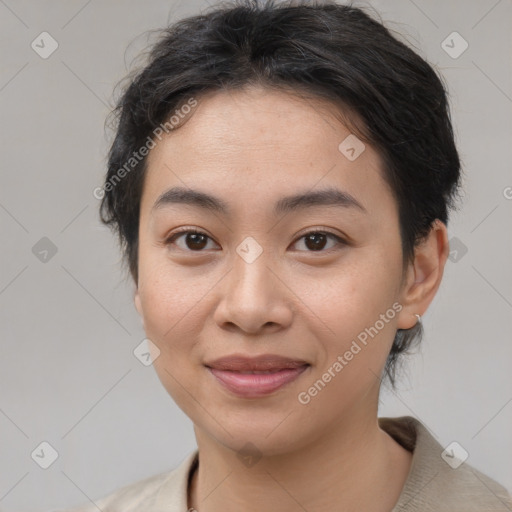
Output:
top-left (188, 412), bottom-right (412, 512)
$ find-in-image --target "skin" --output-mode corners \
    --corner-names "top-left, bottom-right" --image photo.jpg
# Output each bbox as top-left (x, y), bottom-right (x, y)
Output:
top-left (134, 86), bottom-right (449, 512)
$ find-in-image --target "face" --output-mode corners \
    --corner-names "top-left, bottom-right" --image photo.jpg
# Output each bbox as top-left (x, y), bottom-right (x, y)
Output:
top-left (135, 86), bottom-right (413, 455)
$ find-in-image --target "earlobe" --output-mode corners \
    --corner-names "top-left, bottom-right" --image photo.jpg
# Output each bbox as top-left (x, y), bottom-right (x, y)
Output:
top-left (397, 220), bottom-right (449, 329)
top-left (134, 289), bottom-right (146, 330)
top-left (134, 288), bottom-right (143, 317)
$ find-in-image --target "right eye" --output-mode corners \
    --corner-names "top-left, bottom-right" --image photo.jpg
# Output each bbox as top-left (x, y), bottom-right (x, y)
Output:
top-left (165, 229), bottom-right (220, 252)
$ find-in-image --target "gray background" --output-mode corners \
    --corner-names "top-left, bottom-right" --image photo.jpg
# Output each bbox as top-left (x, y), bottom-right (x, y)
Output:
top-left (0, 0), bottom-right (511, 510)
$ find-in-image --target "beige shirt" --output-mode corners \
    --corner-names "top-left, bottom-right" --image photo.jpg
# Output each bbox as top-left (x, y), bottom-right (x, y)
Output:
top-left (63, 416), bottom-right (512, 511)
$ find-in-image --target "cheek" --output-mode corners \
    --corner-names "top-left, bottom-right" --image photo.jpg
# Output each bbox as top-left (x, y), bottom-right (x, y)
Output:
top-left (136, 257), bottom-right (221, 401)
top-left (137, 269), bottom-right (207, 413)
top-left (305, 249), bottom-right (400, 323)
top-left (301, 248), bottom-right (402, 367)
top-left (137, 255), bottom-right (211, 335)
top-left (295, 272), bottom-right (400, 419)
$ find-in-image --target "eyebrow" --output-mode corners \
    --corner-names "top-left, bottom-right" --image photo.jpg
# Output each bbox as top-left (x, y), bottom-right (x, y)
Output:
top-left (151, 186), bottom-right (367, 216)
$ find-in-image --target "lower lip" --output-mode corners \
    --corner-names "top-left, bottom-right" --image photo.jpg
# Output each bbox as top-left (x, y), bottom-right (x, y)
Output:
top-left (208, 366), bottom-right (309, 398)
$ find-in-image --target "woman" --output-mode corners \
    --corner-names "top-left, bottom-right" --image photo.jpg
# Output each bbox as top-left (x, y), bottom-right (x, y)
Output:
top-left (67, 0), bottom-right (512, 510)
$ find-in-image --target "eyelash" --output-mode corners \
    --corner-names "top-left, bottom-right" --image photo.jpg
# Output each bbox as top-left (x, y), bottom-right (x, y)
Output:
top-left (164, 227), bottom-right (347, 253)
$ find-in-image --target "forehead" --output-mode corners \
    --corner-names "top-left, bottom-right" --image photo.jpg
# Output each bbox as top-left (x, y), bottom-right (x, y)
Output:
top-left (141, 86), bottom-right (391, 217)
top-left (150, 87), bottom-right (364, 158)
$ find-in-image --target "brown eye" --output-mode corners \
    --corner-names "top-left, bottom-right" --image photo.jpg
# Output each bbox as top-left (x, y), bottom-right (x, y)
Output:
top-left (165, 229), bottom-right (345, 253)
top-left (305, 232), bottom-right (328, 251)
top-left (166, 230), bottom-right (218, 251)
top-left (183, 232), bottom-right (208, 250)
top-left (292, 231), bottom-right (345, 252)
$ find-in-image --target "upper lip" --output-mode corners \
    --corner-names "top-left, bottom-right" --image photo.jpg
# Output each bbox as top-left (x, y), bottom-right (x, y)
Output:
top-left (205, 354), bottom-right (309, 372)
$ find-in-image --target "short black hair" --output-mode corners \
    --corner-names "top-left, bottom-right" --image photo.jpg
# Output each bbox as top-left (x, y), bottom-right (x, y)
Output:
top-left (100, 0), bottom-right (462, 386)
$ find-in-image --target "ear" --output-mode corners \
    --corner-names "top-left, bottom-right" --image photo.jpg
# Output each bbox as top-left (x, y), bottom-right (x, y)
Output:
top-left (396, 219), bottom-right (450, 329)
top-left (134, 287), bottom-right (144, 327)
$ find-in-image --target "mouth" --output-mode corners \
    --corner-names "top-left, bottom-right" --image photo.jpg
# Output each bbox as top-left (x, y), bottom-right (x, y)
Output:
top-left (205, 354), bottom-right (310, 398)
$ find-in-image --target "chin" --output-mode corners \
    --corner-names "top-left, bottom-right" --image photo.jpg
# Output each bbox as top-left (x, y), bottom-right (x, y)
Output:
top-left (195, 413), bottom-right (315, 457)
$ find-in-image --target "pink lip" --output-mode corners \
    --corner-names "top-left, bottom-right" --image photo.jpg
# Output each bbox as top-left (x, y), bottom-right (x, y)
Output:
top-left (207, 365), bottom-right (309, 398)
top-left (205, 354), bottom-right (309, 372)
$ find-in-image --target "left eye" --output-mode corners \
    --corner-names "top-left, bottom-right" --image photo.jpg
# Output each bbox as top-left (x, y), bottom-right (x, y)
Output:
top-left (165, 230), bottom-right (345, 252)
top-left (291, 231), bottom-right (345, 252)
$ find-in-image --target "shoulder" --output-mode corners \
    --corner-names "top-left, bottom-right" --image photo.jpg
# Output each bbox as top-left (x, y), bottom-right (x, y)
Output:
top-left (58, 451), bottom-right (198, 512)
top-left (380, 416), bottom-right (512, 511)
top-left (65, 470), bottom-right (174, 512)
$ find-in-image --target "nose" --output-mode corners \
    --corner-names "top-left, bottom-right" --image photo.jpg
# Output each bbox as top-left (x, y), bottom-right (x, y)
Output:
top-left (213, 247), bottom-right (294, 335)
